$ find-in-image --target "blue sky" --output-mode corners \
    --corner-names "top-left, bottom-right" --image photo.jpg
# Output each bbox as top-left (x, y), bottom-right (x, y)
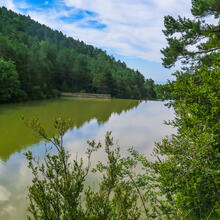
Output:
top-left (0, 0), bottom-right (192, 83)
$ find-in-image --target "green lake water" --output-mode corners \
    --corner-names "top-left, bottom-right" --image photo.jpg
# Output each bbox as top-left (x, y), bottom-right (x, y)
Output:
top-left (0, 98), bottom-right (174, 219)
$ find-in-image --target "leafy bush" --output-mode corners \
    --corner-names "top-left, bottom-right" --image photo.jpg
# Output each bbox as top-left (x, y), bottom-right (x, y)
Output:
top-left (24, 118), bottom-right (179, 220)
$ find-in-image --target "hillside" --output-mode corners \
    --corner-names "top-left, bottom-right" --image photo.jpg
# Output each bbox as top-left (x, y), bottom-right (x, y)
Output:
top-left (0, 7), bottom-right (156, 102)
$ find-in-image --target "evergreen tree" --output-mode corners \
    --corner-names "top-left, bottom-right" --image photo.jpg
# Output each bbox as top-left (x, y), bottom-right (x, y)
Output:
top-left (0, 58), bottom-right (21, 102)
top-left (161, 0), bottom-right (220, 68)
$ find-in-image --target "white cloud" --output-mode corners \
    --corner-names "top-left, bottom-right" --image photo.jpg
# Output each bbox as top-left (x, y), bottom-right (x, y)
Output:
top-left (1, 205), bottom-right (16, 214)
top-left (0, 0), bottom-right (18, 11)
top-left (59, 0), bottom-right (192, 61)
top-left (16, 1), bottom-right (31, 9)
top-left (0, 185), bottom-right (11, 201)
top-left (65, 101), bottom-right (175, 163)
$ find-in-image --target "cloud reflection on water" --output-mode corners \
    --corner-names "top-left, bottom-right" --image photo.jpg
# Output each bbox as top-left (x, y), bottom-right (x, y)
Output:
top-left (0, 100), bottom-right (174, 220)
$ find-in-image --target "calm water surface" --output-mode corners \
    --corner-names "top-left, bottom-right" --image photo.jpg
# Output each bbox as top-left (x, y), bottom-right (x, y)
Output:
top-left (0, 98), bottom-right (174, 219)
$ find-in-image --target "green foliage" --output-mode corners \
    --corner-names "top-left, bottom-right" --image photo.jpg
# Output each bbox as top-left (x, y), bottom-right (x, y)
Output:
top-left (153, 84), bottom-right (168, 100)
top-left (161, 0), bottom-right (220, 68)
top-left (167, 65), bottom-right (220, 140)
top-left (0, 7), bottom-right (157, 101)
top-left (157, 0), bottom-right (220, 218)
top-left (84, 134), bottom-right (141, 220)
top-left (154, 65), bottom-right (220, 218)
top-left (0, 57), bottom-right (22, 102)
top-left (144, 79), bottom-right (157, 100)
top-left (24, 118), bottom-right (99, 219)
top-left (153, 131), bottom-right (219, 218)
top-left (24, 118), bottom-right (179, 220)
top-left (191, 0), bottom-right (220, 18)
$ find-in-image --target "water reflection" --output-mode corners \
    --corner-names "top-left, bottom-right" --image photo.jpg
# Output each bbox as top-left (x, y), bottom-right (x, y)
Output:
top-left (0, 99), bottom-right (174, 220)
top-left (0, 98), bottom-right (140, 161)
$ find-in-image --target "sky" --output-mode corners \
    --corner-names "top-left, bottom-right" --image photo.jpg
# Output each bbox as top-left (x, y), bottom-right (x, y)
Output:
top-left (0, 0), bottom-right (192, 83)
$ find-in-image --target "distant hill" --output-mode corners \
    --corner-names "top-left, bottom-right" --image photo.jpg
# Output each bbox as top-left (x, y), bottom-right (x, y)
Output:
top-left (0, 7), bottom-right (156, 102)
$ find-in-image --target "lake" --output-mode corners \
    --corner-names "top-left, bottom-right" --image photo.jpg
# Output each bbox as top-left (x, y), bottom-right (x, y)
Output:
top-left (0, 98), bottom-right (174, 219)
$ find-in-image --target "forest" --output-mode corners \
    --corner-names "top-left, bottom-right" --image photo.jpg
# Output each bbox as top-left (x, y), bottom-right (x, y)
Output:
top-left (0, 7), bottom-right (157, 103)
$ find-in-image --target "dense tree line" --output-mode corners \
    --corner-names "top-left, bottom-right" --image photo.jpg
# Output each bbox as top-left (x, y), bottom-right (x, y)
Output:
top-left (0, 7), bottom-right (157, 103)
